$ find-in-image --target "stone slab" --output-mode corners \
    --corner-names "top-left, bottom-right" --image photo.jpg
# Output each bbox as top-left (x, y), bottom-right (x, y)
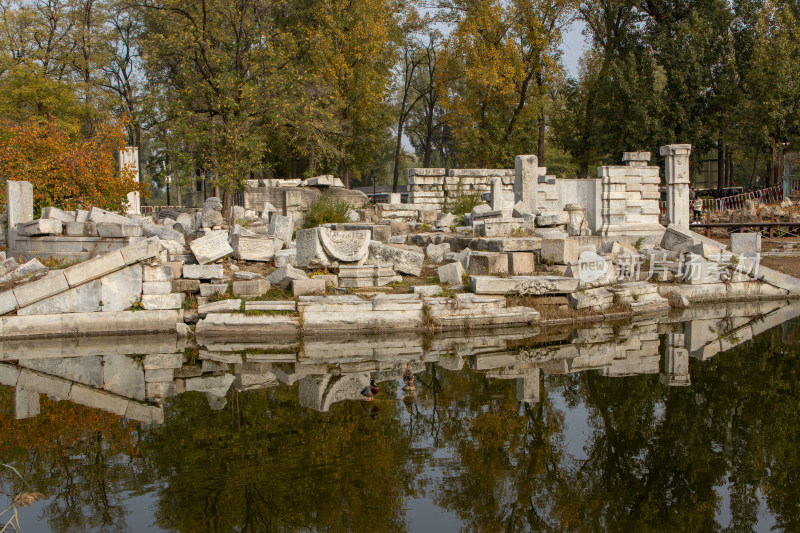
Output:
top-left (292, 278), bottom-right (326, 296)
top-left (143, 281), bottom-right (173, 295)
top-left (199, 283), bottom-right (229, 297)
top-left (89, 207), bottom-right (132, 225)
top-left (469, 275), bottom-right (580, 295)
top-left (13, 271), bottom-right (70, 307)
top-left (182, 264), bottom-right (224, 279)
top-left (100, 265), bottom-right (142, 312)
top-left (96, 223), bottom-right (142, 238)
top-left (190, 231), bottom-right (233, 264)
top-left (18, 279), bottom-right (101, 315)
top-left (199, 299), bottom-right (242, 316)
top-left (231, 234), bottom-right (276, 262)
top-left (64, 250), bottom-right (126, 287)
top-left (65, 221), bottom-right (98, 236)
top-left (141, 293), bottom-right (184, 310)
top-left (438, 262), bottom-right (465, 286)
top-left (232, 279), bottom-right (270, 297)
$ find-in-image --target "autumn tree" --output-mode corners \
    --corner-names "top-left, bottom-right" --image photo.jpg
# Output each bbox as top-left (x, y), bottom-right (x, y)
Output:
top-left (438, 0), bottom-right (576, 168)
top-left (0, 116), bottom-right (143, 213)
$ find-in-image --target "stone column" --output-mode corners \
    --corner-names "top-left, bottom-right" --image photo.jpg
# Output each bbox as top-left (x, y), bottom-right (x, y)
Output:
top-left (7, 180), bottom-right (33, 251)
top-left (514, 155), bottom-right (539, 212)
top-left (660, 333), bottom-right (691, 386)
top-left (660, 144), bottom-right (692, 230)
top-left (490, 177), bottom-right (503, 212)
top-left (119, 146), bottom-right (140, 215)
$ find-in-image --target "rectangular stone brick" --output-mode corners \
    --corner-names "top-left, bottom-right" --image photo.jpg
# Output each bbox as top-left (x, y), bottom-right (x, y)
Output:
top-left (172, 279), bottom-right (201, 293)
top-left (96, 223), bottom-right (142, 238)
top-left (143, 281), bottom-right (172, 295)
top-left (120, 237), bottom-right (161, 265)
top-left (467, 253), bottom-right (509, 275)
top-left (141, 293), bottom-right (184, 310)
top-left (17, 218), bottom-right (62, 236)
top-left (182, 264), bottom-right (224, 279)
top-left (143, 266), bottom-right (174, 282)
top-left (65, 221), bottom-right (98, 236)
top-left (509, 252), bottom-right (535, 275)
top-left (232, 280), bottom-right (270, 297)
top-left (64, 250), bottom-right (126, 287)
top-left (13, 271), bottom-right (69, 307)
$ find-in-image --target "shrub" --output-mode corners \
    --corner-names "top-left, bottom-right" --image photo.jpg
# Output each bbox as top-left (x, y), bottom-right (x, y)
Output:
top-left (0, 116), bottom-right (147, 214)
top-left (303, 192), bottom-right (351, 228)
top-left (444, 179), bottom-right (483, 216)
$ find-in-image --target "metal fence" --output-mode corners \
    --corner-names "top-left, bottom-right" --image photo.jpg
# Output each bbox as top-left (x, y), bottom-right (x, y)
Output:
top-left (140, 205), bottom-right (185, 214)
top-left (659, 185), bottom-right (783, 215)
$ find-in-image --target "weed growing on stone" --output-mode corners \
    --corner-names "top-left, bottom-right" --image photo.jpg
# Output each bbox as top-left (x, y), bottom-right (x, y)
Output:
top-left (41, 256), bottom-right (80, 269)
top-left (247, 286), bottom-right (294, 301)
top-left (303, 193), bottom-right (351, 228)
top-left (206, 289), bottom-right (235, 302)
top-left (182, 293), bottom-right (197, 311)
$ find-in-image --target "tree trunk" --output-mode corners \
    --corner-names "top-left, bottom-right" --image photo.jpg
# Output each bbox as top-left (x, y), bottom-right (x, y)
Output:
top-left (770, 138), bottom-right (777, 187)
top-left (717, 135), bottom-right (724, 190)
top-left (342, 165), bottom-right (350, 189)
top-left (537, 106), bottom-right (545, 166)
top-left (579, 163), bottom-right (588, 179)
top-left (308, 146), bottom-right (316, 176)
top-left (423, 102), bottom-right (434, 168)
top-left (726, 147), bottom-right (733, 188)
top-left (222, 188), bottom-right (232, 221)
top-left (392, 116), bottom-right (405, 193)
top-left (290, 154), bottom-right (298, 180)
top-left (176, 185), bottom-right (182, 207)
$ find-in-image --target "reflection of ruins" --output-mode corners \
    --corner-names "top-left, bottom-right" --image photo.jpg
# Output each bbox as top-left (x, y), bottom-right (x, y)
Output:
top-left (1, 300), bottom-right (799, 419)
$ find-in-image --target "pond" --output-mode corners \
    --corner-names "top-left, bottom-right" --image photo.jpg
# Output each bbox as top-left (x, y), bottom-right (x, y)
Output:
top-left (1, 300), bottom-right (800, 532)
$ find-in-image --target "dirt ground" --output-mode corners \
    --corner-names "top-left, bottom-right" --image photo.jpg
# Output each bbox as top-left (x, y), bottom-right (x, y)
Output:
top-left (705, 234), bottom-right (800, 278)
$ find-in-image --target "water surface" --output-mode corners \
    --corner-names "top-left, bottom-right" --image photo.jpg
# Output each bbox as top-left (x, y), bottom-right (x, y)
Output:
top-left (2, 300), bottom-right (799, 532)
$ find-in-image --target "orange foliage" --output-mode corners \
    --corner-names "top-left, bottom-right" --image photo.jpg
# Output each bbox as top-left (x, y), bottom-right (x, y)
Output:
top-left (0, 390), bottom-right (140, 458)
top-left (0, 117), bottom-right (147, 214)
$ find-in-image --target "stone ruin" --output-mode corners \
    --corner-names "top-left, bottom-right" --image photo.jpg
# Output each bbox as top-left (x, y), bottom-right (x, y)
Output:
top-left (0, 141), bottom-right (797, 335)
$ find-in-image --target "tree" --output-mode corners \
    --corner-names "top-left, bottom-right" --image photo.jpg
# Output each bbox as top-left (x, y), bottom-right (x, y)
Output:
top-left (439, 0), bottom-right (576, 168)
top-left (391, 13), bottom-right (427, 193)
top-left (0, 116), bottom-right (144, 213)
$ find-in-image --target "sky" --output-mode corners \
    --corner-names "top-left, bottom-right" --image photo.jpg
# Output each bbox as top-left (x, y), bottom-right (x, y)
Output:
top-left (562, 19), bottom-right (588, 77)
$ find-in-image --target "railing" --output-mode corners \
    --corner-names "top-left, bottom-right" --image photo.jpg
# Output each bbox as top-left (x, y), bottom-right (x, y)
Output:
top-left (659, 185), bottom-right (784, 215)
top-left (140, 205), bottom-right (185, 214)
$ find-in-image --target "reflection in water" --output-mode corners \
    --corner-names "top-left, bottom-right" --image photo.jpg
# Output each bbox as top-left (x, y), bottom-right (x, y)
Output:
top-left (1, 300), bottom-right (800, 531)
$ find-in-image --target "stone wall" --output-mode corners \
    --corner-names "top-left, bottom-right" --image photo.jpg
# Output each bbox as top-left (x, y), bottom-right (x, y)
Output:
top-left (597, 153), bottom-right (662, 237)
top-left (409, 152), bottom-right (662, 237)
top-left (242, 180), bottom-right (368, 223)
top-left (407, 169), bottom-right (515, 212)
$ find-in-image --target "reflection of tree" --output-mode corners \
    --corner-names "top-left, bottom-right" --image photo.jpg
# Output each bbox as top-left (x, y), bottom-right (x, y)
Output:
top-left (0, 389), bottom-right (145, 533)
top-left (430, 327), bottom-right (800, 532)
top-left (2, 324), bottom-right (800, 531)
top-left (412, 368), bottom-right (567, 532)
top-left (141, 385), bottom-right (426, 532)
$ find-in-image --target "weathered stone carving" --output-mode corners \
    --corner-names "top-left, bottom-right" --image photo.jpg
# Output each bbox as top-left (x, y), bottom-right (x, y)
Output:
top-left (319, 228), bottom-right (371, 262)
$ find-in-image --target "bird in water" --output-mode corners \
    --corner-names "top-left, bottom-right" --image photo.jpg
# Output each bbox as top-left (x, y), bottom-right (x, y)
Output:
top-left (402, 362), bottom-right (415, 391)
top-left (361, 380), bottom-right (379, 401)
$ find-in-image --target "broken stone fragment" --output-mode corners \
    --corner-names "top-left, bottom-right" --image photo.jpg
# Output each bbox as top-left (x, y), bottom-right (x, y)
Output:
top-left (426, 243), bottom-right (450, 263)
top-left (200, 197), bottom-right (224, 228)
top-left (364, 241), bottom-right (423, 277)
top-left (189, 231), bottom-right (233, 264)
top-left (267, 264), bottom-right (308, 289)
top-left (437, 262), bottom-right (464, 286)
